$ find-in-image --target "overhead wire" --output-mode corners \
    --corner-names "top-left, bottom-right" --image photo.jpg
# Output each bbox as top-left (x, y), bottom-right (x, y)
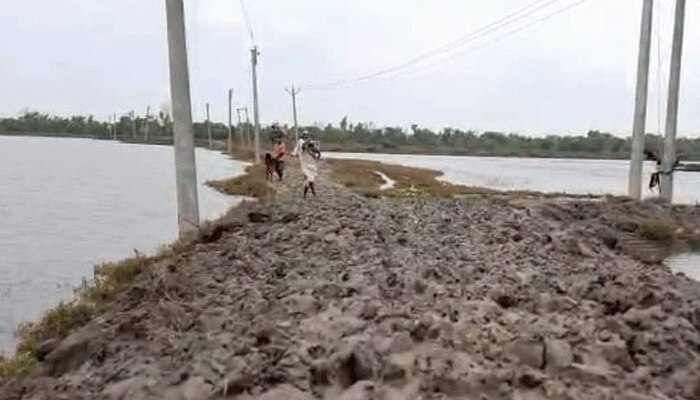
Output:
top-left (393, 0), bottom-right (592, 80)
top-left (305, 0), bottom-right (592, 91)
top-left (304, 0), bottom-right (568, 90)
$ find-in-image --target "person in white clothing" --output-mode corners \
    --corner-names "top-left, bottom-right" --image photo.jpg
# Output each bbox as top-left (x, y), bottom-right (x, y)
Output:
top-left (292, 132), bottom-right (320, 198)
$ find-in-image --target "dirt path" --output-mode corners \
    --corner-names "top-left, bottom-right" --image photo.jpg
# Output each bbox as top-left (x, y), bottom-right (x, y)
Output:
top-left (2, 162), bottom-right (700, 399)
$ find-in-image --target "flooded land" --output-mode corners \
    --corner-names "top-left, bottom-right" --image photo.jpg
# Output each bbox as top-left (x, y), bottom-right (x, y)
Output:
top-left (2, 159), bottom-right (700, 399)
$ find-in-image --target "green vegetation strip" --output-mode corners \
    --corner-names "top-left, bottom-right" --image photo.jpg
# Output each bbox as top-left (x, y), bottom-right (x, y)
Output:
top-left (207, 164), bottom-right (276, 199)
top-left (327, 159), bottom-right (495, 198)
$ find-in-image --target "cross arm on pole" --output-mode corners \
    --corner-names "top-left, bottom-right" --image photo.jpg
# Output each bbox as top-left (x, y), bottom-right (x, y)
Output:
top-left (285, 86), bottom-right (301, 96)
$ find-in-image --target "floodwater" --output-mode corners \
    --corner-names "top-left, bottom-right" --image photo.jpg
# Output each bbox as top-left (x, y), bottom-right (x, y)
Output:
top-left (666, 253), bottom-right (700, 282)
top-left (326, 152), bottom-right (700, 204)
top-left (0, 136), bottom-right (247, 352)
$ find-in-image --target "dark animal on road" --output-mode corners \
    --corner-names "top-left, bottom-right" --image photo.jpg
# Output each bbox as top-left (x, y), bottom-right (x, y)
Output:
top-left (264, 153), bottom-right (278, 181)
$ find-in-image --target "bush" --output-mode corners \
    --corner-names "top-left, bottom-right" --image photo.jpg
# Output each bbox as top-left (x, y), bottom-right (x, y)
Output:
top-left (207, 165), bottom-right (275, 199)
top-left (0, 352), bottom-right (38, 379)
top-left (640, 217), bottom-right (676, 242)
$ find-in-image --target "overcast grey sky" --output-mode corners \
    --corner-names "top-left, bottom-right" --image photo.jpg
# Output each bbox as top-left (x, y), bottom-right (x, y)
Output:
top-left (0, 0), bottom-right (698, 136)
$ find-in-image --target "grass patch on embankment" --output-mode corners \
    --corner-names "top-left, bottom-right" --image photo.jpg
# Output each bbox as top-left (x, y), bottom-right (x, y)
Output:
top-left (639, 216), bottom-right (677, 242)
top-left (327, 159), bottom-right (496, 198)
top-left (0, 252), bottom-right (170, 379)
top-left (207, 164), bottom-right (275, 199)
top-left (591, 199), bottom-right (700, 263)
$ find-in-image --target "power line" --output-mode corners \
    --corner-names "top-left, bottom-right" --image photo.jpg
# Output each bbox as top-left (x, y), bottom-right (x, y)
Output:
top-left (305, 0), bottom-right (564, 89)
top-left (304, 0), bottom-right (570, 90)
top-left (309, 0), bottom-right (592, 91)
top-left (396, 0), bottom-right (593, 79)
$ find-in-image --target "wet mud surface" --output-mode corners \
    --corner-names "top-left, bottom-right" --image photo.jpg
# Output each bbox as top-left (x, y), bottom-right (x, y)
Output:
top-left (2, 164), bottom-right (700, 399)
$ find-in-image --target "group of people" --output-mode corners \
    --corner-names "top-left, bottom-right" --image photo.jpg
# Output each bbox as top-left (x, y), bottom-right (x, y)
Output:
top-left (265, 124), bottom-right (321, 198)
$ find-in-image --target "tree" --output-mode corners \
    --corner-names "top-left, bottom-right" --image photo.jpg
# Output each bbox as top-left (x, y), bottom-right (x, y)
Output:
top-left (2, 111), bottom-right (699, 160)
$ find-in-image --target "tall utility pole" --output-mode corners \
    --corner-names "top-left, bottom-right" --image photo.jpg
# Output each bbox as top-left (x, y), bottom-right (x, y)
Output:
top-left (227, 89), bottom-right (234, 154)
top-left (145, 105), bottom-right (151, 142)
top-left (165, 0), bottom-right (200, 236)
top-left (236, 107), bottom-right (250, 145)
top-left (131, 110), bottom-right (136, 140)
top-left (660, 0), bottom-right (686, 202)
top-left (244, 107), bottom-right (252, 146)
top-left (236, 108), bottom-right (244, 144)
top-left (206, 102), bottom-right (212, 148)
top-left (113, 113), bottom-right (117, 140)
top-left (285, 85), bottom-right (301, 142)
top-left (250, 46), bottom-right (261, 164)
top-left (628, 0), bottom-right (654, 200)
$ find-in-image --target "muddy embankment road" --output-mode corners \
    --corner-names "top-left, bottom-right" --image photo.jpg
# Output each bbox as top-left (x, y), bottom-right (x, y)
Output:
top-left (2, 160), bottom-right (700, 400)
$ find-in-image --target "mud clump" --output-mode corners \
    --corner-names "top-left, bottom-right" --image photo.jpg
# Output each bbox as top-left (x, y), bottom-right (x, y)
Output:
top-left (2, 163), bottom-right (700, 399)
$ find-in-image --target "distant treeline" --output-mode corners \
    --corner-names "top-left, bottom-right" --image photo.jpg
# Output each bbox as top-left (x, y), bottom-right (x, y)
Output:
top-left (2, 112), bottom-right (700, 160)
top-left (304, 117), bottom-right (700, 160)
top-left (0, 111), bottom-right (244, 145)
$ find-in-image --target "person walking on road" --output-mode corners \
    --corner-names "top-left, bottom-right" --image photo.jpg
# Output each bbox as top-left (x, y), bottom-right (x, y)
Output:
top-left (272, 138), bottom-right (287, 181)
top-left (293, 132), bottom-right (321, 198)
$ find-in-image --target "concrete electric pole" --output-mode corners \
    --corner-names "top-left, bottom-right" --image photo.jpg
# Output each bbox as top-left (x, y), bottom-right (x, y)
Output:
top-left (285, 85), bottom-right (301, 142)
top-left (165, 0), bottom-right (200, 236)
top-left (228, 89), bottom-right (234, 154)
top-left (236, 108), bottom-right (244, 144)
top-left (131, 110), bottom-right (136, 140)
top-left (628, 0), bottom-right (654, 200)
top-left (206, 102), bottom-right (212, 148)
top-left (236, 107), bottom-right (251, 145)
top-left (250, 46), bottom-right (261, 164)
top-left (660, 0), bottom-right (686, 202)
top-left (244, 107), bottom-right (252, 146)
top-left (145, 105), bottom-right (151, 142)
